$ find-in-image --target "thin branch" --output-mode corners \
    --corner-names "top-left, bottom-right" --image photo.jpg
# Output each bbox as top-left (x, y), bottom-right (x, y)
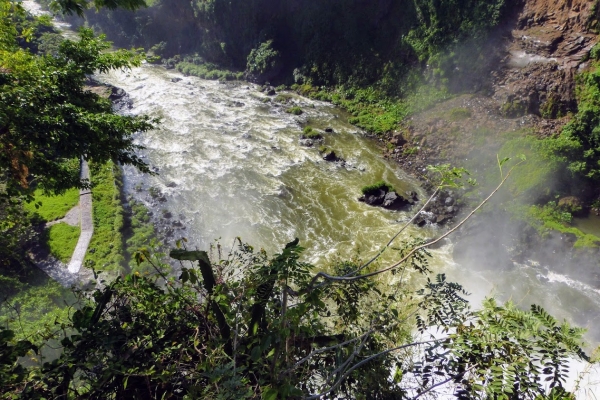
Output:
top-left (305, 339), bottom-right (442, 400)
top-left (411, 364), bottom-right (478, 400)
top-left (303, 164), bottom-right (519, 289)
top-left (351, 188), bottom-right (440, 275)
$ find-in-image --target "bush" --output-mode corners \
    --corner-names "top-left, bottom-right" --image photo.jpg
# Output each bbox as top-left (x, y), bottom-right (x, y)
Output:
top-left (302, 126), bottom-right (322, 139)
top-left (1, 238), bottom-right (588, 399)
top-left (285, 106), bottom-right (302, 115)
top-left (246, 40), bottom-right (280, 76)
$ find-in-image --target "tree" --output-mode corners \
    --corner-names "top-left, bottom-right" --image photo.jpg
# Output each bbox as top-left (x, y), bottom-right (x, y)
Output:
top-left (0, 162), bottom-right (590, 399)
top-left (0, 3), bottom-right (157, 196)
top-left (0, 1), bottom-right (156, 278)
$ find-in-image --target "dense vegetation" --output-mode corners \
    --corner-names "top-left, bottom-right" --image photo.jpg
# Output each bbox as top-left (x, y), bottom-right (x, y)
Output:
top-left (67, 0), bottom-right (516, 89)
top-left (1, 0), bottom-right (599, 398)
top-left (0, 0), bottom-right (157, 281)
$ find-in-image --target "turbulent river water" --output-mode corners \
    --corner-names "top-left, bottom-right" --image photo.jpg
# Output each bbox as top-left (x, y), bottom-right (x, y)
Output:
top-left (22, 1), bottom-right (600, 393)
top-left (98, 66), bottom-right (600, 394)
top-left (98, 66), bottom-right (448, 269)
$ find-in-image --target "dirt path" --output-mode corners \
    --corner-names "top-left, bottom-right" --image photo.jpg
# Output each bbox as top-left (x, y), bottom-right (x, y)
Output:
top-left (67, 160), bottom-right (94, 274)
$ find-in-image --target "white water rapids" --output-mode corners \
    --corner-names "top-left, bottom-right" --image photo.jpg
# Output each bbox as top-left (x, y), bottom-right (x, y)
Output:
top-left (20, 1), bottom-right (600, 395)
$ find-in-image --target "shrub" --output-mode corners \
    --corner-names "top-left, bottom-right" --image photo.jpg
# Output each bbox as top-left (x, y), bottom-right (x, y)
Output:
top-left (286, 106), bottom-right (303, 115)
top-left (246, 40), bottom-right (280, 76)
top-left (302, 126), bottom-right (322, 139)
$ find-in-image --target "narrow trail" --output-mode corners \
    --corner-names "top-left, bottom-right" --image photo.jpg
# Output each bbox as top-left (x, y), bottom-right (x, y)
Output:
top-left (67, 160), bottom-right (94, 274)
top-left (34, 160), bottom-right (94, 287)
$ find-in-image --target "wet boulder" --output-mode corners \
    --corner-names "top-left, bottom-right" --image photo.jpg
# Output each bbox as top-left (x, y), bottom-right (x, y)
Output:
top-left (322, 150), bottom-right (339, 162)
top-left (109, 87), bottom-right (126, 101)
top-left (359, 188), bottom-right (412, 210)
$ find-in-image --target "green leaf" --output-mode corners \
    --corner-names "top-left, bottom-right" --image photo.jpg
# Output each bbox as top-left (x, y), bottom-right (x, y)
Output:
top-left (262, 388), bottom-right (278, 400)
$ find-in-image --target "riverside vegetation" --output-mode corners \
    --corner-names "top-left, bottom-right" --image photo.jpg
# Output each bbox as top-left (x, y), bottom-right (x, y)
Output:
top-left (66, 0), bottom-right (600, 245)
top-left (1, 0), bottom-right (599, 398)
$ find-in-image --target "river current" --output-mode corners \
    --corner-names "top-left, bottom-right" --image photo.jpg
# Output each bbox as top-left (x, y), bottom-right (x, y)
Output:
top-left (20, 1), bottom-right (600, 393)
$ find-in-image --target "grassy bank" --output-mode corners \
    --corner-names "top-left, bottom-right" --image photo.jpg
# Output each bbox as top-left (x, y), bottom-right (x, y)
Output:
top-left (289, 82), bottom-right (451, 136)
top-left (84, 161), bottom-right (125, 274)
top-left (123, 198), bottom-right (158, 274)
top-left (24, 188), bottom-right (79, 222)
top-left (173, 55), bottom-right (244, 81)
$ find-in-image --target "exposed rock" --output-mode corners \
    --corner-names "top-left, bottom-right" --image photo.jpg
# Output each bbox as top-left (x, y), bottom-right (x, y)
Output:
top-left (322, 150), bottom-right (340, 162)
top-left (358, 188), bottom-right (413, 211)
top-left (109, 87), bottom-right (126, 100)
top-left (299, 138), bottom-right (314, 147)
top-left (171, 77), bottom-right (182, 83)
top-left (324, 127), bottom-right (334, 133)
top-left (389, 131), bottom-right (407, 146)
top-left (413, 191), bottom-right (459, 226)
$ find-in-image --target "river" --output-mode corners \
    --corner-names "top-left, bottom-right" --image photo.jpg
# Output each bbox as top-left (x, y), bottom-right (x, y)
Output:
top-left (21, 1), bottom-right (600, 394)
top-left (98, 66), bottom-right (446, 266)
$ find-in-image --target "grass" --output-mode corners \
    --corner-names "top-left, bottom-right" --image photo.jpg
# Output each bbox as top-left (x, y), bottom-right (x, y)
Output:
top-left (361, 180), bottom-right (395, 196)
top-left (45, 223), bottom-right (80, 263)
top-left (24, 188), bottom-right (79, 222)
top-left (290, 83), bottom-right (451, 136)
top-left (84, 161), bottom-right (125, 274)
top-left (124, 199), bottom-right (157, 274)
top-left (448, 107), bottom-right (471, 121)
top-left (496, 133), bottom-right (561, 200)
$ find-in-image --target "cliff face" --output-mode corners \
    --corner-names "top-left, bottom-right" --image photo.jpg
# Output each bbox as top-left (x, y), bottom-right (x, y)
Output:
top-left (391, 0), bottom-right (599, 175)
top-left (492, 0), bottom-right (599, 133)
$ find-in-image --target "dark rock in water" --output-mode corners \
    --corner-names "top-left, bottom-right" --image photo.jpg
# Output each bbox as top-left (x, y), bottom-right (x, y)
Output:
top-left (405, 191), bottom-right (418, 204)
top-left (172, 220), bottom-right (183, 227)
top-left (226, 101), bottom-right (245, 107)
top-left (426, 237), bottom-right (449, 249)
top-left (325, 127), bottom-right (334, 133)
top-left (171, 77), bottom-right (182, 83)
top-left (265, 86), bottom-right (276, 96)
top-left (109, 87), bottom-right (126, 100)
top-left (322, 150), bottom-right (338, 162)
top-left (414, 211), bottom-right (435, 226)
top-left (382, 191), bottom-right (399, 208)
top-left (166, 182), bottom-right (177, 188)
top-left (299, 138), bottom-right (314, 147)
top-left (412, 190), bottom-right (457, 226)
top-left (359, 189), bottom-right (411, 210)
